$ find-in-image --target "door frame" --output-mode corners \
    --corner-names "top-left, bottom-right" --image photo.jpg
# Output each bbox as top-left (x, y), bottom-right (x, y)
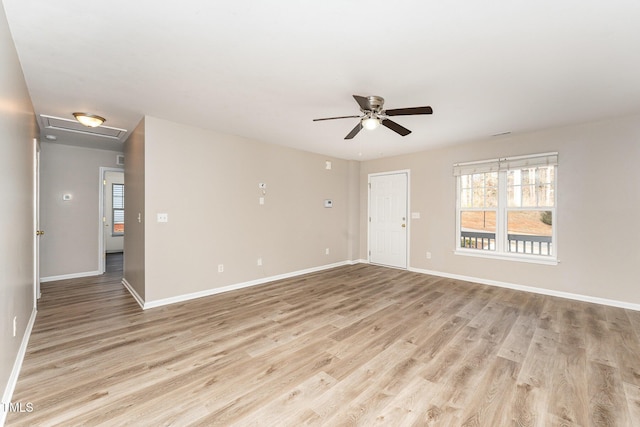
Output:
top-left (33, 138), bottom-right (41, 305)
top-left (367, 169), bottom-right (410, 269)
top-left (98, 167), bottom-right (124, 273)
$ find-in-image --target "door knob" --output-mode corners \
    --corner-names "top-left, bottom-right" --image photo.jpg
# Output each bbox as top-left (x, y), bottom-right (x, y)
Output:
top-left (401, 224), bottom-right (406, 228)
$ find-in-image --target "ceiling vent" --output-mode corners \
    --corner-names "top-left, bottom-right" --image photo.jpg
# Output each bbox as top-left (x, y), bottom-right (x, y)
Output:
top-left (40, 114), bottom-right (127, 140)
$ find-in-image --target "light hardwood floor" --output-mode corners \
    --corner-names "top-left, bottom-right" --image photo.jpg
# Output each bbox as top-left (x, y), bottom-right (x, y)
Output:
top-left (7, 259), bottom-right (640, 426)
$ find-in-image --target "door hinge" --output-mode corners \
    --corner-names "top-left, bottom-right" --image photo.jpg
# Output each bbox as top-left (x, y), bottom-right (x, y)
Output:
top-left (369, 217), bottom-right (371, 222)
top-left (368, 182), bottom-right (371, 189)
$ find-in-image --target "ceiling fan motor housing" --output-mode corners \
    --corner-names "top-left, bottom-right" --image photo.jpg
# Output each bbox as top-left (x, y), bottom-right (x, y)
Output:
top-left (366, 96), bottom-right (385, 113)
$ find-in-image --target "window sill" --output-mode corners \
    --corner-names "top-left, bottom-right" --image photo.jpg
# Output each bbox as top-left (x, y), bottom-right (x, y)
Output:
top-left (454, 249), bottom-right (559, 265)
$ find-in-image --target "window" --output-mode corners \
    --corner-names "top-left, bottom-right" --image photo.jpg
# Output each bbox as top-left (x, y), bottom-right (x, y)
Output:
top-left (112, 183), bottom-right (124, 235)
top-left (454, 152), bottom-right (557, 263)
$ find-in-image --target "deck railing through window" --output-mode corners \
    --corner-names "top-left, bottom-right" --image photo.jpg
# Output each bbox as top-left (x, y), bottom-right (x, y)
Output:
top-left (460, 231), bottom-right (496, 250)
top-left (460, 231), bottom-right (552, 255)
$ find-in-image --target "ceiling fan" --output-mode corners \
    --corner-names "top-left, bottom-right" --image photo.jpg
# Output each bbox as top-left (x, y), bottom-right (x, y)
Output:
top-left (313, 95), bottom-right (433, 139)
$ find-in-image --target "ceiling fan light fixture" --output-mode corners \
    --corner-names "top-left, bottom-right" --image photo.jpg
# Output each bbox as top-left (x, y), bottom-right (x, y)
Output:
top-left (313, 94), bottom-right (432, 139)
top-left (362, 116), bottom-right (380, 130)
top-left (73, 112), bottom-right (106, 127)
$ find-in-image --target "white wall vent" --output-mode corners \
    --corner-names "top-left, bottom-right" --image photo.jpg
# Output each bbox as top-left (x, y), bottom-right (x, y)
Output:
top-left (116, 155), bottom-right (125, 166)
top-left (40, 115), bottom-right (128, 140)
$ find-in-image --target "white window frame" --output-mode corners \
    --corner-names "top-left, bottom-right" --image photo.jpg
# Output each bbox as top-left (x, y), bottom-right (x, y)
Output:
top-left (454, 152), bottom-right (558, 265)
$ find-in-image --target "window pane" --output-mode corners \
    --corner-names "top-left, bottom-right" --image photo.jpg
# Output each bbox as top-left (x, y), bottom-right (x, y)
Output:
top-left (112, 183), bottom-right (124, 235)
top-left (485, 180), bottom-right (498, 207)
top-left (113, 210), bottom-right (124, 223)
top-left (460, 174), bottom-right (472, 189)
top-left (508, 166), bottom-right (555, 208)
top-left (472, 187), bottom-right (485, 208)
top-left (537, 166), bottom-right (554, 184)
top-left (507, 210), bottom-right (553, 255)
top-left (461, 188), bottom-right (472, 208)
top-left (461, 172), bottom-right (497, 208)
top-left (522, 184), bottom-right (536, 206)
top-left (113, 184), bottom-right (124, 209)
top-left (521, 168), bottom-right (535, 185)
top-left (537, 183), bottom-right (555, 207)
top-left (460, 211), bottom-right (496, 251)
top-left (472, 173), bottom-right (484, 186)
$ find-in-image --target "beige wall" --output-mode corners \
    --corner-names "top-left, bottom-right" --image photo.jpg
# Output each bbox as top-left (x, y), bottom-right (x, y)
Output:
top-left (123, 119), bottom-right (145, 299)
top-left (360, 114), bottom-right (640, 305)
top-left (127, 113), bottom-right (640, 307)
top-left (0, 3), bottom-right (36, 408)
top-left (346, 160), bottom-right (360, 260)
top-left (39, 143), bottom-right (123, 279)
top-left (134, 116), bottom-right (358, 303)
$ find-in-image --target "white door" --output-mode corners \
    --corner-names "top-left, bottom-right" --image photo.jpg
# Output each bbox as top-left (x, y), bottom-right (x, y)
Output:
top-left (369, 172), bottom-right (408, 268)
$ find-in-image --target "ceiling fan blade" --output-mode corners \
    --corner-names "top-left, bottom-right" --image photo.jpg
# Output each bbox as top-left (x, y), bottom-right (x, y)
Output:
top-left (382, 119), bottom-right (411, 136)
top-left (345, 122), bottom-right (363, 139)
top-left (384, 106), bottom-right (433, 116)
top-left (353, 95), bottom-right (371, 111)
top-left (313, 115), bottom-right (361, 121)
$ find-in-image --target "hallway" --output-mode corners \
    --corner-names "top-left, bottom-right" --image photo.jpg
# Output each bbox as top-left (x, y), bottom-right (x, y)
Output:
top-left (105, 252), bottom-right (123, 275)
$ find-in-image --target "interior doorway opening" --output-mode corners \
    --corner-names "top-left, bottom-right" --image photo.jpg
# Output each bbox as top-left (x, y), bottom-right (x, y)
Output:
top-left (99, 167), bottom-right (124, 274)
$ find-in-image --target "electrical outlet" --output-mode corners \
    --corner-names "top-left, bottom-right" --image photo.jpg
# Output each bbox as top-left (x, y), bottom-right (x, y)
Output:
top-left (257, 258), bottom-right (262, 266)
top-left (325, 248), bottom-right (330, 255)
top-left (426, 252), bottom-right (432, 259)
top-left (218, 264), bottom-right (224, 273)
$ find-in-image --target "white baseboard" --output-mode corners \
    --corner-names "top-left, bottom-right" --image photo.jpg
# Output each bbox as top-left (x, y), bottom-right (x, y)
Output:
top-left (120, 257), bottom-right (639, 312)
top-left (40, 270), bottom-right (101, 283)
top-left (140, 261), bottom-right (354, 310)
top-left (408, 266), bottom-right (640, 312)
top-left (121, 278), bottom-right (145, 310)
top-left (1, 307), bottom-right (37, 426)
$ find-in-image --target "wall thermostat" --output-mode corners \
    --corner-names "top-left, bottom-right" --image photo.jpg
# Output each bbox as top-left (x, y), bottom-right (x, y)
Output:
top-left (324, 199), bottom-right (333, 208)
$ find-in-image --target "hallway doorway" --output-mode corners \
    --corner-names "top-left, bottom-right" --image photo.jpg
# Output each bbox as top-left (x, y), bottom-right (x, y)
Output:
top-left (99, 167), bottom-right (124, 274)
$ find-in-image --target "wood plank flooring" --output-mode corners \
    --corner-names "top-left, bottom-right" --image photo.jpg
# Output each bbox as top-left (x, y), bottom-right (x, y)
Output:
top-left (6, 259), bottom-right (640, 426)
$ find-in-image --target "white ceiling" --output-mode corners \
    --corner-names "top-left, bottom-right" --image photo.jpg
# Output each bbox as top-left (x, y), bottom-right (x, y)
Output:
top-left (4, 0), bottom-right (640, 160)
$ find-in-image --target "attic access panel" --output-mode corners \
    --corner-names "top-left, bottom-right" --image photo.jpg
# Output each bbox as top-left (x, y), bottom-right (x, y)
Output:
top-left (40, 114), bottom-right (127, 140)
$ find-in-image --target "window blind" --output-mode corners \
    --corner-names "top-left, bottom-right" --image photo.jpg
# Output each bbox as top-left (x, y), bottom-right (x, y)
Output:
top-left (453, 152), bottom-right (558, 176)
